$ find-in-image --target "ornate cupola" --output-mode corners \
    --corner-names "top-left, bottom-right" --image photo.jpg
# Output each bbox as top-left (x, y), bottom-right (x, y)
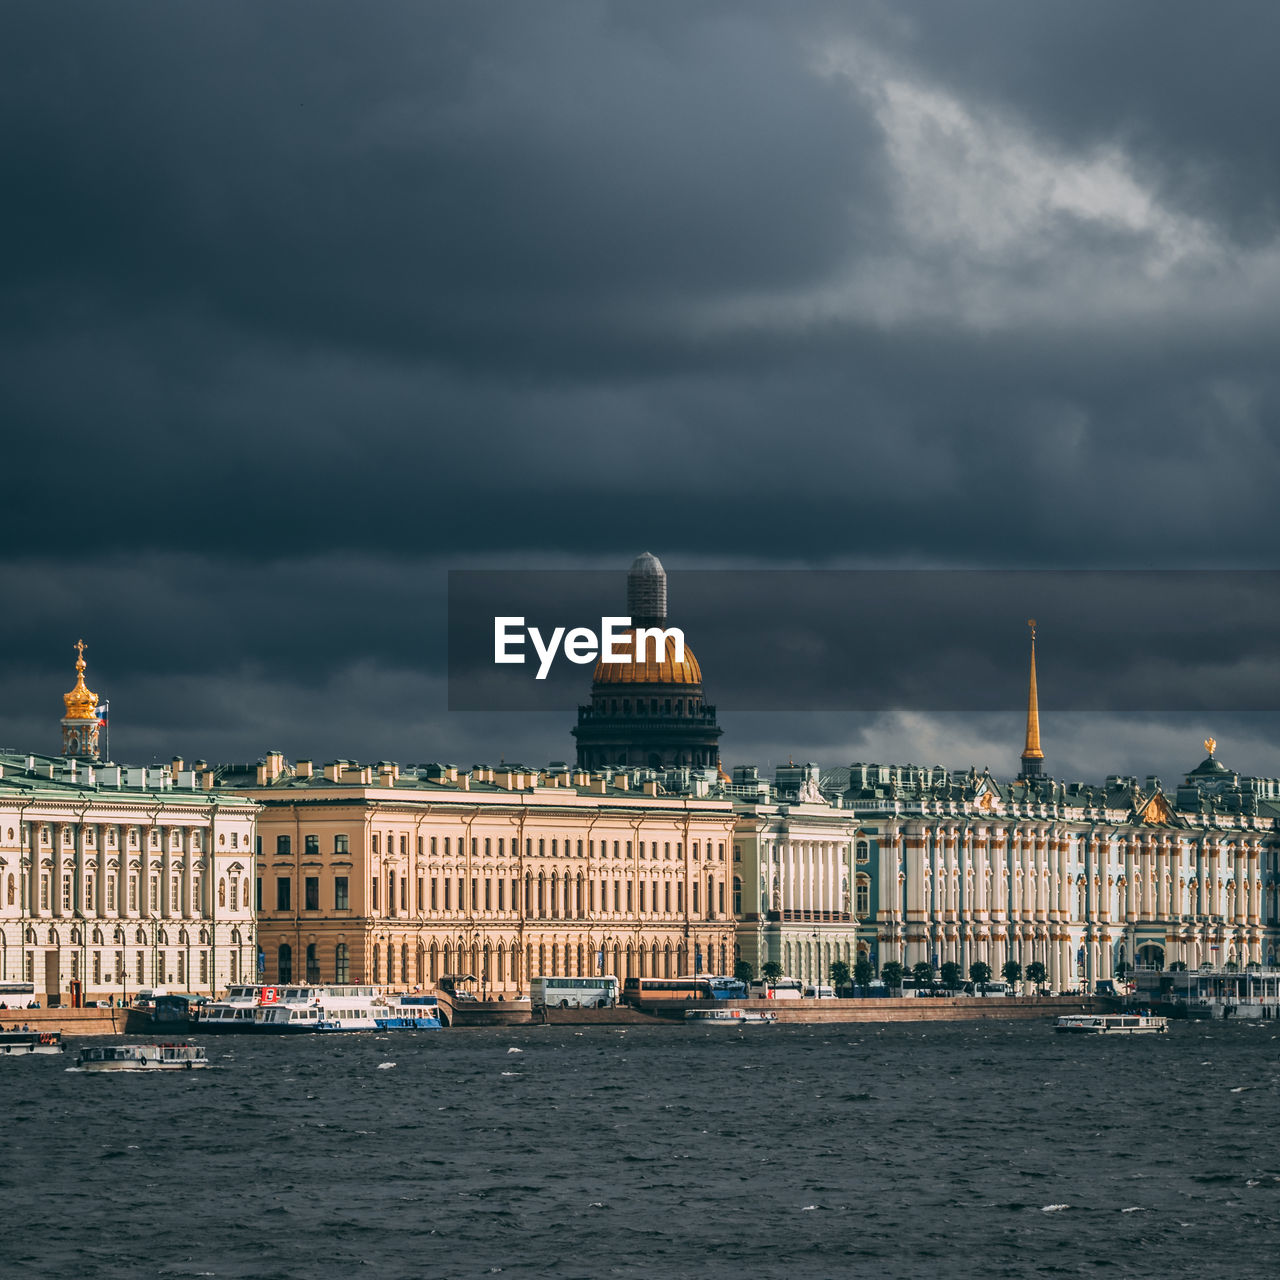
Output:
top-left (1019, 618), bottom-right (1044, 779)
top-left (61, 638), bottom-right (102, 760)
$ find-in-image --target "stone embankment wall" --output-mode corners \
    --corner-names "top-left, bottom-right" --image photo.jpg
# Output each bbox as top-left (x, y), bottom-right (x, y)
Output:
top-left (0, 1006), bottom-right (132, 1036)
top-left (542, 995), bottom-right (1116, 1026)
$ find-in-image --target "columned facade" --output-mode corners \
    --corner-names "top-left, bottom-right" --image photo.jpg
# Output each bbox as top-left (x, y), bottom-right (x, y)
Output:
top-left (221, 756), bottom-right (736, 994)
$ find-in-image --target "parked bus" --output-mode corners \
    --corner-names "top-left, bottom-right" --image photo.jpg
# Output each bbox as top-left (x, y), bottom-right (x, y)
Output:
top-left (747, 977), bottom-right (804, 1000)
top-left (531, 976), bottom-right (620, 1009)
top-left (622, 976), bottom-right (714, 1006)
top-left (705, 976), bottom-right (748, 1000)
top-left (962, 980), bottom-right (1012, 997)
top-left (0, 981), bottom-right (36, 1009)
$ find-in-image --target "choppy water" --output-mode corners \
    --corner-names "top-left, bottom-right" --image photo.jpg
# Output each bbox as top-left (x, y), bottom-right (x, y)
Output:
top-left (3, 1020), bottom-right (1280, 1278)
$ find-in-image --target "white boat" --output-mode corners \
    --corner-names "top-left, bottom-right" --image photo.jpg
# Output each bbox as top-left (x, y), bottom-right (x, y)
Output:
top-left (684, 1007), bottom-right (777, 1025)
top-left (1, 1030), bottom-right (64, 1056)
top-left (76, 1043), bottom-right (209, 1071)
top-left (375, 994), bottom-right (442, 1030)
top-left (1054, 1013), bottom-right (1169, 1035)
top-left (253, 985), bottom-right (384, 1033)
top-left (198, 984), bottom-right (282, 1034)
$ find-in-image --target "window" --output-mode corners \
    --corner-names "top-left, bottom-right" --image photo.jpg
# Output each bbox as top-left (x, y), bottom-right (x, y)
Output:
top-left (136, 951), bottom-right (145, 983)
top-left (93, 951), bottom-right (102, 984)
top-left (417, 877), bottom-right (424, 911)
top-left (40, 876), bottom-right (50, 910)
top-left (231, 832), bottom-right (238, 849)
top-left (177, 952), bottom-right (185, 984)
top-left (372, 877), bottom-right (378, 910)
top-left (276, 877), bottom-right (291, 911)
top-left (334, 877), bottom-right (349, 910)
top-left (335, 944), bottom-right (349, 983)
top-left (305, 877), bottom-right (319, 911)
top-left (334, 834), bottom-right (349, 855)
top-left (372, 834), bottom-right (380, 854)
top-left (304, 834), bottom-right (319, 856)
top-left (431, 877), bottom-right (438, 910)
top-left (733, 877), bottom-right (742, 915)
top-left (400, 877), bottom-right (407, 912)
top-left (256, 877), bottom-right (263, 911)
top-left (107, 874), bottom-right (116, 912)
top-left (856, 841), bottom-right (870, 864)
top-left (278, 943), bottom-right (293, 984)
top-left (229, 878), bottom-right (239, 911)
top-left (130, 876), bottom-right (138, 912)
top-left (199, 951), bottom-right (208, 983)
top-left (62, 876), bottom-right (71, 911)
top-left (171, 875), bottom-right (179, 912)
top-left (306, 943), bottom-right (319, 983)
top-left (277, 835), bottom-right (291, 856)
top-left (856, 877), bottom-right (871, 916)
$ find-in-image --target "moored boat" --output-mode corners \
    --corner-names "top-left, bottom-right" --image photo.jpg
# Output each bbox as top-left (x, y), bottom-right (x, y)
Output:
top-left (76, 1043), bottom-right (209, 1071)
top-left (1, 1030), bottom-right (64, 1056)
top-left (1054, 1013), bottom-right (1168, 1035)
top-left (375, 994), bottom-right (442, 1029)
top-left (684, 1007), bottom-right (777, 1025)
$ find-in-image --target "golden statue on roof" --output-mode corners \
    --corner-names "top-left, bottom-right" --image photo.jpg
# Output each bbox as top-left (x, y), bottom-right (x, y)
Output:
top-left (63, 638), bottom-right (98, 721)
top-left (1204, 737), bottom-right (1216, 756)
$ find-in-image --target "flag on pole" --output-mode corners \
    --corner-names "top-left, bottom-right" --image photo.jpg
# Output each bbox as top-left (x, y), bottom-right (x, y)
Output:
top-left (96, 701), bottom-right (110, 724)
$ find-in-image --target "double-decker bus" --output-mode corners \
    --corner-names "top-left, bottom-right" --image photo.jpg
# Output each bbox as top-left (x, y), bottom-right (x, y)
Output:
top-left (530, 976), bottom-right (620, 1009)
top-left (622, 976), bottom-right (715, 1006)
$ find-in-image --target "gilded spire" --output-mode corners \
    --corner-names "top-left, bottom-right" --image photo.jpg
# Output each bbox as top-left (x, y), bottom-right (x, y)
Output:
top-left (63, 638), bottom-right (98, 720)
top-left (1021, 619), bottom-right (1044, 774)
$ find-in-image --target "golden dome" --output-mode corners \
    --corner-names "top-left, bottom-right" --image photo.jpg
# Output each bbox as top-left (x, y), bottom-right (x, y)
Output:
top-left (592, 630), bottom-right (702, 686)
top-left (63, 639), bottom-right (98, 720)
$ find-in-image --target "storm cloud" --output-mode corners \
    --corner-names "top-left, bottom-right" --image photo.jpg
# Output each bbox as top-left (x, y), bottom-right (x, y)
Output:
top-left (2, 3), bottom-right (1279, 781)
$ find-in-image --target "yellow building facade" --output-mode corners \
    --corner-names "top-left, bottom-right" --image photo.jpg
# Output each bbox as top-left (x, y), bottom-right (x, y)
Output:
top-left (217, 754), bottom-right (737, 994)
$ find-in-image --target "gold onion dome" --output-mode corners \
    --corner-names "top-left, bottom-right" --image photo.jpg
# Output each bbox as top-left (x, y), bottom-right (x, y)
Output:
top-left (592, 630), bottom-right (702, 685)
top-left (63, 638), bottom-right (98, 719)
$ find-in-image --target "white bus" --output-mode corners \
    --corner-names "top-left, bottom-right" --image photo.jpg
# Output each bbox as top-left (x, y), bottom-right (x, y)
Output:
top-left (748, 976), bottom-right (803, 1000)
top-left (530, 976), bottom-right (620, 1009)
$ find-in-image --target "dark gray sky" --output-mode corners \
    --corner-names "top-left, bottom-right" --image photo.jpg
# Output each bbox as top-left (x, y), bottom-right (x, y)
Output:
top-left (3, 2), bottom-right (1279, 782)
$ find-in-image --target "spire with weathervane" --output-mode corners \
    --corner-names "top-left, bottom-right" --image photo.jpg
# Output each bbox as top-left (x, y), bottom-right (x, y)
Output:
top-left (1019, 619), bottom-right (1044, 779)
top-left (61, 638), bottom-right (102, 760)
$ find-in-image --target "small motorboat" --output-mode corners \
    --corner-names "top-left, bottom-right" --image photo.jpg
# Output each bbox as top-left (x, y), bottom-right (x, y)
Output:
top-left (1054, 1013), bottom-right (1168, 1035)
top-left (0, 1030), bottom-right (64, 1056)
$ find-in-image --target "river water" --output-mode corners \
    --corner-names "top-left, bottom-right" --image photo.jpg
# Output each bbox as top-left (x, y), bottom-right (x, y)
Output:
top-left (3, 1019), bottom-right (1279, 1278)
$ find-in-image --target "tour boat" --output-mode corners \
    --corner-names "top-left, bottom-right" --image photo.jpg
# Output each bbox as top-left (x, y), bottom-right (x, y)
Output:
top-left (76, 1043), bottom-right (209, 1071)
top-left (374, 994), bottom-right (442, 1029)
top-left (0, 1029), bottom-right (64, 1056)
top-left (198, 984), bottom-right (282, 1034)
top-left (1054, 1013), bottom-right (1169, 1035)
top-left (684, 1007), bottom-right (778, 1025)
top-left (253, 985), bottom-right (384, 1033)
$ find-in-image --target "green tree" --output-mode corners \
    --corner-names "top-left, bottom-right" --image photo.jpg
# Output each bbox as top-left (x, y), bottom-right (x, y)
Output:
top-left (734, 959), bottom-right (755, 985)
top-left (829, 959), bottom-right (851, 994)
top-left (853, 957), bottom-right (875, 991)
top-left (940, 961), bottom-right (963, 990)
top-left (1114, 958), bottom-right (1128, 980)
top-left (1025, 960), bottom-right (1048, 994)
top-left (880, 960), bottom-right (905, 992)
top-left (1001, 959), bottom-right (1023, 990)
top-left (1168, 960), bottom-right (1187, 973)
top-left (911, 961), bottom-right (934, 989)
top-left (761, 960), bottom-right (783, 981)
top-left (969, 960), bottom-right (993, 987)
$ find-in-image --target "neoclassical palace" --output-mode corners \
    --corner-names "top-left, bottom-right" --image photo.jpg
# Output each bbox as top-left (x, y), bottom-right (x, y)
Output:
top-left (0, 647), bottom-right (258, 1002)
top-left (729, 626), bottom-right (1280, 990)
top-left (216, 754), bottom-right (736, 993)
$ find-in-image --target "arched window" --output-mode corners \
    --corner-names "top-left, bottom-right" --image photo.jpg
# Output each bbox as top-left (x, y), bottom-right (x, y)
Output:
top-left (335, 943), bottom-right (349, 983)
top-left (305, 943), bottom-right (319, 983)
top-left (277, 943), bottom-right (292, 984)
top-left (856, 841), bottom-right (870, 864)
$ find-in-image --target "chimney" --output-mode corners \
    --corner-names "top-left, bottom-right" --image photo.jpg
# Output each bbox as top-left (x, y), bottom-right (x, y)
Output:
top-left (201, 769), bottom-right (215, 791)
top-left (324, 761), bottom-right (343, 782)
top-left (296, 759), bottom-right (313, 779)
top-left (613, 773), bottom-right (629, 791)
top-left (171, 757), bottom-right (184, 776)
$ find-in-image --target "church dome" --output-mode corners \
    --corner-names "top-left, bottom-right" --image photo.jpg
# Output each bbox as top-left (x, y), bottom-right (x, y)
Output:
top-left (63, 639), bottom-right (98, 720)
top-left (592, 629), bottom-right (702, 686)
